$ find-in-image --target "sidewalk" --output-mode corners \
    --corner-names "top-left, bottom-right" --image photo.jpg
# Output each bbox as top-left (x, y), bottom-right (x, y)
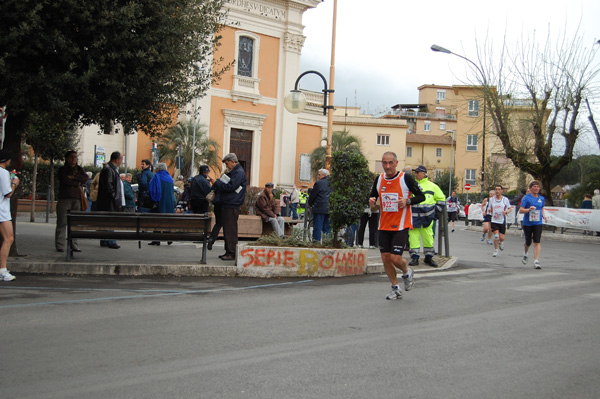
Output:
top-left (9, 217), bottom-right (458, 277)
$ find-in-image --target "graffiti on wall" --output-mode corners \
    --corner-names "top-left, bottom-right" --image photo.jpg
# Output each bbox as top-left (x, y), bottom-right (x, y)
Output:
top-left (239, 247), bottom-right (367, 276)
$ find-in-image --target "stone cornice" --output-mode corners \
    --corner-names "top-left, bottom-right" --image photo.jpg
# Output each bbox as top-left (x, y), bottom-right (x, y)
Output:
top-left (222, 109), bottom-right (268, 128)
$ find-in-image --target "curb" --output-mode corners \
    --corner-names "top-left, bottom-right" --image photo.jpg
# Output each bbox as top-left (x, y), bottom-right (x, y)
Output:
top-left (10, 256), bottom-right (458, 278)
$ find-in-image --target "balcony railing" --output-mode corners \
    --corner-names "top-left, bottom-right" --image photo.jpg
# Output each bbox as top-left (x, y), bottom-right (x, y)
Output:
top-left (232, 75), bottom-right (261, 104)
top-left (395, 110), bottom-right (456, 120)
top-left (377, 110), bottom-right (457, 120)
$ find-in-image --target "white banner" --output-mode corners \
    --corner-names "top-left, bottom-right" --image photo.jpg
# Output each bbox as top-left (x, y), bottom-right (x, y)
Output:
top-left (469, 204), bottom-right (600, 231)
top-left (468, 203), bottom-right (518, 223)
top-left (543, 207), bottom-right (600, 231)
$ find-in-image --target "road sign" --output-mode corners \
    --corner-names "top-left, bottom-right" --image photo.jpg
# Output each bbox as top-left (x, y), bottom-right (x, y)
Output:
top-left (465, 183), bottom-right (471, 190)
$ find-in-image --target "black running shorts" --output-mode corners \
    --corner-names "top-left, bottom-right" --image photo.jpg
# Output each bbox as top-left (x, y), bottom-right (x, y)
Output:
top-left (378, 229), bottom-right (409, 255)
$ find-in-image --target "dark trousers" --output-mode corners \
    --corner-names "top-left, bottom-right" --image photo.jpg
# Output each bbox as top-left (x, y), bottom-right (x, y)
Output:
top-left (222, 207), bottom-right (240, 256)
top-left (190, 198), bottom-right (209, 214)
top-left (312, 213), bottom-right (330, 242)
top-left (357, 212), bottom-right (379, 247)
top-left (210, 204), bottom-right (223, 241)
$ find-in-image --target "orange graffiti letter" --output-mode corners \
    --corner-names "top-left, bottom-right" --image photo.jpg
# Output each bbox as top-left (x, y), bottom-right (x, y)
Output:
top-left (240, 248), bottom-right (255, 268)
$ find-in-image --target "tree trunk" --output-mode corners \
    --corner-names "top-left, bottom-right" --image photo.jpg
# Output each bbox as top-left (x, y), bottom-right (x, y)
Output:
top-left (50, 159), bottom-right (55, 213)
top-left (30, 152), bottom-right (38, 222)
top-left (541, 176), bottom-right (554, 206)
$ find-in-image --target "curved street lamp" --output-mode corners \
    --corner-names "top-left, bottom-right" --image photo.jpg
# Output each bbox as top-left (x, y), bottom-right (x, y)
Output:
top-left (284, 70), bottom-right (333, 115)
top-left (284, 70), bottom-right (335, 168)
top-left (431, 44), bottom-right (487, 201)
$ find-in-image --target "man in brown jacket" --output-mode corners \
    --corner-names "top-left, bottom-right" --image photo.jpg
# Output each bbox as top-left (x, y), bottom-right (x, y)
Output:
top-left (55, 150), bottom-right (89, 252)
top-left (255, 182), bottom-right (285, 237)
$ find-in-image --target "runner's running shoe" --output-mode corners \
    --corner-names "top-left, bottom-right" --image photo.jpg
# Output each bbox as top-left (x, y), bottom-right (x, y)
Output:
top-left (1, 271), bottom-right (16, 281)
top-left (386, 286), bottom-right (402, 300)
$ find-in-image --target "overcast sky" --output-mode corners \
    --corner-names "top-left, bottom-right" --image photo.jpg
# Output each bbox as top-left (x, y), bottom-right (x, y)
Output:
top-left (299, 0), bottom-right (600, 112)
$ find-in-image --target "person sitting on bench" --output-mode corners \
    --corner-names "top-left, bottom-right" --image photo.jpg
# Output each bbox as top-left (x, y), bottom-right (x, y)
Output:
top-left (255, 182), bottom-right (285, 237)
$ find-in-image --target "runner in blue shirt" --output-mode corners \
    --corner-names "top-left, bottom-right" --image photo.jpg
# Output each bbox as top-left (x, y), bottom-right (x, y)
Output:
top-left (519, 180), bottom-right (546, 269)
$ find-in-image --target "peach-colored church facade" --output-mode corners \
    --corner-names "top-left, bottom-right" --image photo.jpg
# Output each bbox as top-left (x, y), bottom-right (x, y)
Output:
top-left (136, 0), bottom-right (325, 188)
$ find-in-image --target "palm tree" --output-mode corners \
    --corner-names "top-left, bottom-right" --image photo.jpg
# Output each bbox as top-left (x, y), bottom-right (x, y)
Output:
top-left (310, 130), bottom-right (363, 180)
top-left (156, 120), bottom-right (220, 178)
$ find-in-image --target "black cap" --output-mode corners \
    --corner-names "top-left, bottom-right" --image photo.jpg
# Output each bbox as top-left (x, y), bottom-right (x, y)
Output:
top-left (413, 165), bottom-right (427, 173)
top-left (199, 165), bottom-right (210, 174)
top-left (0, 149), bottom-right (11, 164)
top-left (265, 182), bottom-right (274, 188)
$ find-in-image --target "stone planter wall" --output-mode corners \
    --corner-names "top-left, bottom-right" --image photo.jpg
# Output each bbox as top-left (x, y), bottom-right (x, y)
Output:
top-left (236, 244), bottom-right (368, 277)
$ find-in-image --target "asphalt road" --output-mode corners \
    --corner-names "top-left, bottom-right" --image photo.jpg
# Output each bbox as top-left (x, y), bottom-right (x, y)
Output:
top-left (1, 226), bottom-right (600, 399)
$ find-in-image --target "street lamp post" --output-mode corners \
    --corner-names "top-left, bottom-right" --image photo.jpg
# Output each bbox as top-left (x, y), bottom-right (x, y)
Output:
top-left (431, 44), bottom-right (487, 201)
top-left (284, 0), bottom-right (337, 170)
top-left (447, 130), bottom-right (456, 196)
top-left (284, 70), bottom-right (335, 165)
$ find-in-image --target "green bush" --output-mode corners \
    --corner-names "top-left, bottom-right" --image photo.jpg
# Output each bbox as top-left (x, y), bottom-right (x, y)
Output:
top-left (329, 151), bottom-right (372, 246)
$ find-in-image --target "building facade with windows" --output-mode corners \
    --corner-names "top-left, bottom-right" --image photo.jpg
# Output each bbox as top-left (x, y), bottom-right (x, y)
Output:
top-left (332, 107), bottom-right (408, 174)
top-left (134, 0), bottom-right (324, 187)
top-left (387, 96), bottom-right (457, 182)
top-left (415, 84), bottom-right (527, 195)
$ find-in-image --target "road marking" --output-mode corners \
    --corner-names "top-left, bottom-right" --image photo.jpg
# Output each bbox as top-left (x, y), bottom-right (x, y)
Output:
top-left (511, 279), bottom-right (598, 292)
top-left (500, 272), bottom-right (566, 280)
top-left (0, 286), bottom-right (195, 293)
top-left (0, 280), bottom-right (314, 309)
top-left (582, 293), bottom-right (600, 298)
top-left (415, 268), bottom-right (493, 278)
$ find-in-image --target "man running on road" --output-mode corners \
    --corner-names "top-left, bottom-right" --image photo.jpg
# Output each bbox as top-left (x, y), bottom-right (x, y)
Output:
top-left (488, 184), bottom-right (513, 258)
top-left (369, 152), bottom-right (425, 300)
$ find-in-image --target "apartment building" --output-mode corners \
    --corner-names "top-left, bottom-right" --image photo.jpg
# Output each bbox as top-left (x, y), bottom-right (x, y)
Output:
top-left (332, 106), bottom-right (408, 174)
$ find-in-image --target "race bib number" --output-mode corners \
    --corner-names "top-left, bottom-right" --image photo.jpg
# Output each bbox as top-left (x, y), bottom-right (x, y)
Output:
top-left (529, 210), bottom-right (540, 222)
top-left (382, 193), bottom-right (399, 212)
top-left (493, 212), bottom-right (502, 220)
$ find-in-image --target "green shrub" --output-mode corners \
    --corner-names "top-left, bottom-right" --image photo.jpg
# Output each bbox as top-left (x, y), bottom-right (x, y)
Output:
top-left (329, 151), bottom-right (372, 246)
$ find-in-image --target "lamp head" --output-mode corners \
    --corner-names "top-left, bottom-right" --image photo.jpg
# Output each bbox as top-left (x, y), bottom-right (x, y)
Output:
top-left (284, 90), bottom-right (307, 114)
top-left (431, 44), bottom-right (452, 54)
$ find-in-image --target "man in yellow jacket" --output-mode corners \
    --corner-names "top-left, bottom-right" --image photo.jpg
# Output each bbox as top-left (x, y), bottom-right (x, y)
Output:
top-left (408, 166), bottom-right (446, 267)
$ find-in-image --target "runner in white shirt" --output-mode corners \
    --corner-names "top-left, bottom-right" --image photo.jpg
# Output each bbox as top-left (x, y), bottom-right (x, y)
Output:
top-left (487, 184), bottom-right (513, 257)
top-left (0, 149), bottom-right (19, 282)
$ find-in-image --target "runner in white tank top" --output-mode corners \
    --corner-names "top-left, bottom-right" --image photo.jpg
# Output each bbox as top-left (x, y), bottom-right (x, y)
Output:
top-left (488, 185), bottom-right (513, 257)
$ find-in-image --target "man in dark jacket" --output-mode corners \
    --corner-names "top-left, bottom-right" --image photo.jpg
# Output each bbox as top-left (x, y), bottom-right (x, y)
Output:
top-left (93, 151), bottom-right (123, 249)
top-left (213, 153), bottom-right (247, 261)
top-left (308, 168), bottom-right (332, 242)
top-left (137, 159), bottom-right (154, 212)
top-left (190, 165), bottom-right (213, 214)
top-left (55, 150), bottom-right (89, 252)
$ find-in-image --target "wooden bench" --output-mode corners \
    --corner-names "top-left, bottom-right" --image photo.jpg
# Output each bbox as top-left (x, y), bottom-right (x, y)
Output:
top-left (66, 211), bottom-right (211, 263)
top-left (236, 215), bottom-right (302, 238)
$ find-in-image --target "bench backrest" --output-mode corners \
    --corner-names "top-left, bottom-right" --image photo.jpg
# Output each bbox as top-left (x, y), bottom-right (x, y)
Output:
top-left (68, 211), bottom-right (210, 233)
